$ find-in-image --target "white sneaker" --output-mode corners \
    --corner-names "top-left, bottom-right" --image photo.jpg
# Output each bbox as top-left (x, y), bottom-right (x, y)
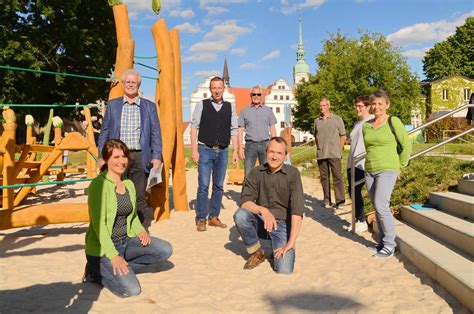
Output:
top-left (355, 221), bottom-right (368, 233)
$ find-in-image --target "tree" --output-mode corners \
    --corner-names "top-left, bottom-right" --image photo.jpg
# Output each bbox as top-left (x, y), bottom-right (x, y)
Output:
top-left (293, 31), bottom-right (421, 133)
top-left (0, 0), bottom-right (116, 125)
top-left (423, 17), bottom-right (474, 81)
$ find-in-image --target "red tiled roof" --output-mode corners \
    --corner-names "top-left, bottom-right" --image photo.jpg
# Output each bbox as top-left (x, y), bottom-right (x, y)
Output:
top-left (228, 87), bottom-right (271, 115)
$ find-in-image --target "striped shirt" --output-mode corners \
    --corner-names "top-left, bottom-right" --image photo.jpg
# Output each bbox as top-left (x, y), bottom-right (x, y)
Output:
top-left (120, 98), bottom-right (141, 150)
top-left (111, 189), bottom-right (133, 242)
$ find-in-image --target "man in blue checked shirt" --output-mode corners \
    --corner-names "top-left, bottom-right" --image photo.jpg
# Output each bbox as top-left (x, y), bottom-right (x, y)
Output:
top-left (98, 69), bottom-right (162, 229)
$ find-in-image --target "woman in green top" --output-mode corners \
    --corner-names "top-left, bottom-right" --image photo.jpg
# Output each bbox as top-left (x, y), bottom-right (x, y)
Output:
top-left (84, 139), bottom-right (172, 297)
top-left (362, 90), bottom-right (412, 258)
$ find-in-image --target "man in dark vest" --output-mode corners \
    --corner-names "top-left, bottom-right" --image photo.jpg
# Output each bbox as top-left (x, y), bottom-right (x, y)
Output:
top-left (190, 76), bottom-right (238, 232)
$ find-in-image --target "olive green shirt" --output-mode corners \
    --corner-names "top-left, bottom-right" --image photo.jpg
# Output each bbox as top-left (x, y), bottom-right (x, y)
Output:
top-left (313, 113), bottom-right (346, 159)
top-left (239, 163), bottom-right (305, 220)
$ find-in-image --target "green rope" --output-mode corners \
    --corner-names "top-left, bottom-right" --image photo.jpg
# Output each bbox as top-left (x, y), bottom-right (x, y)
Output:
top-left (0, 65), bottom-right (108, 81)
top-left (1, 65), bottom-right (158, 81)
top-left (0, 177), bottom-right (92, 189)
top-left (0, 103), bottom-right (101, 108)
top-left (142, 75), bottom-right (158, 80)
top-left (134, 62), bottom-right (158, 72)
top-left (134, 55), bottom-right (157, 59)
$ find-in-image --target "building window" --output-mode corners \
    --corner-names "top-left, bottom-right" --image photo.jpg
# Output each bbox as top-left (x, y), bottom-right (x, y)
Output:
top-left (203, 93), bottom-right (207, 98)
top-left (280, 122), bottom-right (286, 128)
top-left (286, 95), bottom-right (290, 100)
top-left (464, 89), bottom-right (471, 101)
top-left (276, 107), bottom-right (280, 113)
top-left (274, 95), bottom-right (277, 100)
top-left (280, 95), bottom-right (283, 100)
top-left (442, 89), bottom-right (448, 101)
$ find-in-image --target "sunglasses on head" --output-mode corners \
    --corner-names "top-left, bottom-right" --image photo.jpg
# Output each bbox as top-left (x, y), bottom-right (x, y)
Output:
top-left (251, 93), bottom-right (262, 96)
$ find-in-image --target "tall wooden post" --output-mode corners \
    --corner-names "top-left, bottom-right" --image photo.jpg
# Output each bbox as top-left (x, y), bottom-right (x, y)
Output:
top-left (83, 107), bottom-right (98, 178)
top-left (2, 108), bottom-right (17, 210)
top-left (170, 29), bottom-right (188, 212)
top-left (108, 4), bottom-right (134, 100)
top-left (150, 19), bottom-right (177, 220)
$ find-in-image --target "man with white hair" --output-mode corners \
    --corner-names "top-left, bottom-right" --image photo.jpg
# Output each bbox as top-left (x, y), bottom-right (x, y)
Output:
top-left (98, 69), bottom-right (162, 229)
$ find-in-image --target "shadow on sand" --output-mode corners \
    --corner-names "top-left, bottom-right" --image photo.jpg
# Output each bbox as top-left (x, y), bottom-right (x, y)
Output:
top-left (0, 282), bottom-right (101, 313)
top-left (303, 193), bottom-right (374, 248)
top-left (265, 292), bottom-right (364, 313)
top-left (0, 224), bottom-right (87, 258)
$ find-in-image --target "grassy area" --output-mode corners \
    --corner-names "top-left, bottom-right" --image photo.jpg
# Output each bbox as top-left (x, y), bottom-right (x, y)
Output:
top-left (290, 143), bottom-right (473, 217)
top-left (412, 143), bottom-right (473, 155)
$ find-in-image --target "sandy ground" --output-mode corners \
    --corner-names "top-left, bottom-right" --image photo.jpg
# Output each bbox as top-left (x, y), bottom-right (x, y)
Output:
top-left (0, 169), bottom-right (469, 313)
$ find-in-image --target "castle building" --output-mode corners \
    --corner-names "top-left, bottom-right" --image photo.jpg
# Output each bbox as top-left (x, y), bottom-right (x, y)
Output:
top-left (188, 17), bottom-right (314, 144)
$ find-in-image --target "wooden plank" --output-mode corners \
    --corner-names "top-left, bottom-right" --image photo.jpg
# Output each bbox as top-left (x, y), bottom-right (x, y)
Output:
top-left (0, 203), bottom-right (89, 230)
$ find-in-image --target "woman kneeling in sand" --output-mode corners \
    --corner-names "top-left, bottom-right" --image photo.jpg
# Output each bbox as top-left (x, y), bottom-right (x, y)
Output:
top-left (83, 139), bottom-right (172, 297)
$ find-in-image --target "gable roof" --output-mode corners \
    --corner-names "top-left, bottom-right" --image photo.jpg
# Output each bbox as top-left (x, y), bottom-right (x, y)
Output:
top-left (228, 87), bottom-right (271, 115)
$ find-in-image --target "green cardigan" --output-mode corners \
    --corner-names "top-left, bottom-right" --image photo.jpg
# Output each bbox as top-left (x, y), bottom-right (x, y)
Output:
top-left (362, 116), bottom-right (412, 172)
top-left (85, 172), bottom-right (145, 259)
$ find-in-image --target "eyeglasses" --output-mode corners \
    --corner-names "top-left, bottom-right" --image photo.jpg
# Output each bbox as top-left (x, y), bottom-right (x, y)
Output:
top-left (124, 81), bottom-right (139, 85)
top-left (251, 93), bottom-right (262, 96)
top-left (354, 105), bottom-right (368, 109)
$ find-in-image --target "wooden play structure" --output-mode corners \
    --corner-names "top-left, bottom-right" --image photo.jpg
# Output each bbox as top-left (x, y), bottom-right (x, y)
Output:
top-left (0, 1), bottom-right (188, 229)
top-left (0, 107), bottom-right (98, 230)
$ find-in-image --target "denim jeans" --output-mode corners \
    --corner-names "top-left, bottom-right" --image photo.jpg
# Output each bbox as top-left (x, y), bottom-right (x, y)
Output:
top-left (233, 207), bottom-right (295, 274)
top-left (365, 171), bottom-right (398, 248)
top-left (347, 167), bottom-right (366, 222)
top-left (244, 140), bottom-right (267, 176)
top-left (86, 236), bottom-right (172, 297)
top-left (196, 144), bottom-right (228, 221)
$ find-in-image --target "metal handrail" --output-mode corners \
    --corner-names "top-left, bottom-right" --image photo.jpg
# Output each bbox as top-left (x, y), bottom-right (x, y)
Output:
top-left (349, 103), bottom-right (473, 233)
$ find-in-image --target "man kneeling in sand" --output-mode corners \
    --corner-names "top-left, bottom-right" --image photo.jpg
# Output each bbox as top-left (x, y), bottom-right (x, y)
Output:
top-left (233, 137), bottom-right (304, 274)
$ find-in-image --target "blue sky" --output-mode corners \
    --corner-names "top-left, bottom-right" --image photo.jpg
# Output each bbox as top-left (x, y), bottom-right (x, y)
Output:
top-left (124, 0), bottom-right (473, 120)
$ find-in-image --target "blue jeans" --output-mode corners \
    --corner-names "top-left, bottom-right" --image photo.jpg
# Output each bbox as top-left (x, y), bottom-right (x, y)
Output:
top-left (196, 145), bottom-right (228, 221)
top-left (86, 236), bottom-right (173, 297)
top-left (244, 140), bottom-right (268, 176)
top-left (365, 171), bottom-right (398, 248)
top-left (233, 207), bottom-right (295, 274)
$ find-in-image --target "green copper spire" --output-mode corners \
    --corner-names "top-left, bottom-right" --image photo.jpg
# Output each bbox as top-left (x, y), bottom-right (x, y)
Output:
top-left (293, 16), bottom-right (310, 77)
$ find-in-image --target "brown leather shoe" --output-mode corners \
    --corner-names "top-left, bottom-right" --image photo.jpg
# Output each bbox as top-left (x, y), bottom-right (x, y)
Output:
top-left (244, 251), bottom-right (265, 270)
top-left (208, 217), bottom-right (227, 228)
top-left (196, 219), bottom-right (207, 232)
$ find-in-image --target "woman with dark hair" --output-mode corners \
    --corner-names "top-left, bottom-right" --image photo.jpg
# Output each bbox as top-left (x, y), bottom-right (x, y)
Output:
top-left (84, 139), bottom-right (172, 297)
top-left (363, 90), bottom-right (412, 258)
top-left (347, 95), bottom-right (373, 233)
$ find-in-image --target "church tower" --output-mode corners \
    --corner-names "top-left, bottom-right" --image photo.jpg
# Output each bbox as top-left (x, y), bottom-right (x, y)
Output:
top-left (223, 56), bottom-right (230, 87)
top-left (293, 16), bottom-right (310, 86)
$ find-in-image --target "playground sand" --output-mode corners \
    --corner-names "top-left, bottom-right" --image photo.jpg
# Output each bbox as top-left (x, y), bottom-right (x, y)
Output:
top-left (0, 169), bottom-right (469, 313)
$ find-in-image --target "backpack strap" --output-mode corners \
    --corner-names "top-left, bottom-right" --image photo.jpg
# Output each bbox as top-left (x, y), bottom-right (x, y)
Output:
top-left (388, 116), bottom-right (402, 153)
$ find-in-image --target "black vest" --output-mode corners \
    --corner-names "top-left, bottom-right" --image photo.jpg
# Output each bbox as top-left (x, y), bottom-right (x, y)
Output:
top-left (198, 99), bottom-right (232, 147)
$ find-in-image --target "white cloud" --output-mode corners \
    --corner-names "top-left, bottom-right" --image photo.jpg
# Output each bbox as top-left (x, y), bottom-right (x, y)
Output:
top-left (175, 22), bottom-right (201, 34)
top-left (401, 47), bottom-right (431, 59)
top-left (200, 0), bottom-right (247, 5)
top-left (387, 12), bottom-right (473, 46)
top-left (240, 62), bottom-right (258, 70)
top-left (274, 0), bottom-right (326, 15)
top-left (169, 9), bottom-right (195, 19)
top-left (290, 43), bottom-right (298, 50)
top-left (230, 48), bottom-right (246, 56)
top-left (205, 6), bottom-right (229, 15)
top-left (182, 53), bottom-right (217, 63)
top-left (194, 70), bottom-right (221, 77)
top-left (184, 20), bottom-right (252, 62)
top-left (261, 50), bottom-right (280, 61)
